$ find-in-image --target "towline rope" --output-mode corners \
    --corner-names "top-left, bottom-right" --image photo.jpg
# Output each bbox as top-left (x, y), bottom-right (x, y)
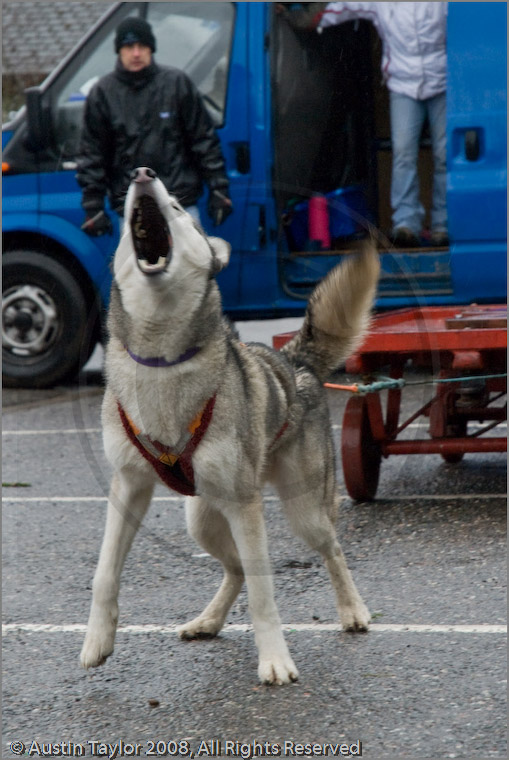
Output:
top-left (325, 373), bottom-right (508, 395)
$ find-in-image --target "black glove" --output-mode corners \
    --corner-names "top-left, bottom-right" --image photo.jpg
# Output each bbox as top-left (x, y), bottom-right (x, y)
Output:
top-left (81, 209), bottom-right (113, 237)
top-left (207, 188), bottom-right (233, 226)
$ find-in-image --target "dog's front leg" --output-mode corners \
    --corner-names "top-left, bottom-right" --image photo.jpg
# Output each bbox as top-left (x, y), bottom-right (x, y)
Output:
top-left (80, 468), bottom-right (154, 669)
top-left (226, 500), bottom-right (299, 685)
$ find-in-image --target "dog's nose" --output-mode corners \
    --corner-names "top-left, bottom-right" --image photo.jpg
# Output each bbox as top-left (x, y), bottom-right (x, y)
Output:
top-left (131, 167), bottom-right (157, 184)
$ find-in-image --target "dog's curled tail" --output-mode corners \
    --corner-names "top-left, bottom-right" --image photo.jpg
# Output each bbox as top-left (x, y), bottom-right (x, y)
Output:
top-left (281, 245), bottom-right (380, 382)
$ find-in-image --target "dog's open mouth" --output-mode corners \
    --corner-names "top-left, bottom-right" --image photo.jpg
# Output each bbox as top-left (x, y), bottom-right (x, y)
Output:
top-left (131, 194), bottom-right (172, 275)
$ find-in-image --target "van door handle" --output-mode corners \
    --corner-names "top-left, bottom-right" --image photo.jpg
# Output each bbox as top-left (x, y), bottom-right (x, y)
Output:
top-left (233, 142), bottom-right (250, 174)
top-left (465, 130), bottom-right (480, 161)
top-left (258, 205), bottom-right (266, 247)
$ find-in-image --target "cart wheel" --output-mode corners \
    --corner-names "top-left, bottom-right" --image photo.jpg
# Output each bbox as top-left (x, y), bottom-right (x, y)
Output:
top-left (441, 451), bottom-right (464, 464)
top-left (440, 421), bottom-right (467, 464)
top-left (341, 395), bottom-right (382, 501)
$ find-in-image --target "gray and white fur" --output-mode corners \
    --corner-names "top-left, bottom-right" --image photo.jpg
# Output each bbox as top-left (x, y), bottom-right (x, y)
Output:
top-left (80, 167), bottom-right (380, 685)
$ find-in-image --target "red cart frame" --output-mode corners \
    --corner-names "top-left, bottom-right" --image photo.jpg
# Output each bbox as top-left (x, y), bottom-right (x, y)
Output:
top-left (273, 305), bottom-right (507, 501)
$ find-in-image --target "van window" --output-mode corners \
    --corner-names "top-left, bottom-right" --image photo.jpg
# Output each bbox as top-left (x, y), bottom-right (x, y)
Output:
top-left (54, 2), bottom-right (234, 159)
top-left (54, 7), bottom-right (139, 160)
top-left (146, 2), bottom-right (234, 124)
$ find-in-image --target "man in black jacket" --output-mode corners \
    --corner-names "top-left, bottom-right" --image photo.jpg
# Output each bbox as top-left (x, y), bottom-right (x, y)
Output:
top-left (77, 17), bottom-right (232, 237)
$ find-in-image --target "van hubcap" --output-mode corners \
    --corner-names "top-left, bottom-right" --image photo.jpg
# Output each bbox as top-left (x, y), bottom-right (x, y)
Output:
top-left (2, 285), bottom-right (59, 356)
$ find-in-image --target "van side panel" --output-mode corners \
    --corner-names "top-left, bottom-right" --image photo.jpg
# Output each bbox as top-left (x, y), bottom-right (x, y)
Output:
top-left (447, 2), bottom-right (507, 302)
top-left (2, 173), bottom-right (39, 215)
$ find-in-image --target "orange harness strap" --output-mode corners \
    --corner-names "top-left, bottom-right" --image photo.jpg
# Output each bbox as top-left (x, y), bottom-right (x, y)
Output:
top-left (118, 395), bottom-right (216, 496)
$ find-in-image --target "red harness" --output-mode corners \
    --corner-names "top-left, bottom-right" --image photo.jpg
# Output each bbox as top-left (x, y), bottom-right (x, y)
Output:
top-left (118, 395), bottom-right (216, 496)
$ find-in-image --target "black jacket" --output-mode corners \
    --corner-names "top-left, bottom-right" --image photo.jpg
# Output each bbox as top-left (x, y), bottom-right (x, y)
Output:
top-left (77, 60), bottom-right (228, 214)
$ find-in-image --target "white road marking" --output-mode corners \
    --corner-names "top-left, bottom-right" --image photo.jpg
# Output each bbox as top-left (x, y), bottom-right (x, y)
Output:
top-left (332, 422), bottom-right (506, 432)
top-left (2, 493), bottom-right (506, 503)
top-left (2, 429), bottom-right (102, 435)
top-left (3, 422), bottom-right (506, 435)
top-left (1, 496), bottom-right (183, 502)
top-left (2, 622), bottom-right (506, 635)
top-left (371, 494), bottom-right (506, 500)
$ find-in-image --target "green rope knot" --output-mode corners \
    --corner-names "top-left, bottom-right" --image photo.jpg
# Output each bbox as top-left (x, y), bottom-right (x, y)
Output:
top-left (356, 377), bottom-right (406, 394)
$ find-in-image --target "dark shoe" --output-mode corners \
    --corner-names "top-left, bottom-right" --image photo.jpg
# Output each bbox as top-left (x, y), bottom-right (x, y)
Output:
top-left (430, 229), bottom-right (449, 247)
top-left (391, 226), bottom-right (419, 248)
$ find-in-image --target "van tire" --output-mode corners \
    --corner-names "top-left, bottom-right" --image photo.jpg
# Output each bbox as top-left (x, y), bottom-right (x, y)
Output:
top-left (2, 250), bottom-right (94, 388)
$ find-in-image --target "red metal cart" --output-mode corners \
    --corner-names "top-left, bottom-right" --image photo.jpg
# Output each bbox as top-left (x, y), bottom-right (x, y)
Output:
top-left (273, 305), bottom-right (507, 501)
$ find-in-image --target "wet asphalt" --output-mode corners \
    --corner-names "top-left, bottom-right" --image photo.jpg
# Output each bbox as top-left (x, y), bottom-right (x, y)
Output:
top-left (2, 320), bottom-right (507, 760)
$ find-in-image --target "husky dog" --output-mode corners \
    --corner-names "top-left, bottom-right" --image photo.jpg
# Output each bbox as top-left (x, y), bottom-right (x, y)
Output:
top-left (80, 167), bottom-right (380, 685)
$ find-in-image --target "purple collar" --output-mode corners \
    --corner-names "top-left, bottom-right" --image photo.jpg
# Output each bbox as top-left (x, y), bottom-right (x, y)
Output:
top-left (125, 345), bottom-right (201, 368)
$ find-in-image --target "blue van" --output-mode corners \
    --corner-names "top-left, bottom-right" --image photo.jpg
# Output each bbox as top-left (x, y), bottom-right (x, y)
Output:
top-left (2, 2), bottom-right (506, 387)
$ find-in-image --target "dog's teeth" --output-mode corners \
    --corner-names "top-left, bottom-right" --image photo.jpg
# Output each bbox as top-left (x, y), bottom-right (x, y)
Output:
top-left (134, 217), bottom-right (147, 239)
top-left (138, 256), bottom-right (167, 273)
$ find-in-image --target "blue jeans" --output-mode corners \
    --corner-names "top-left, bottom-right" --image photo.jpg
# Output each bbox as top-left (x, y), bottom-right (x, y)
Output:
top-left (390, 91), bottom-right (447, 235)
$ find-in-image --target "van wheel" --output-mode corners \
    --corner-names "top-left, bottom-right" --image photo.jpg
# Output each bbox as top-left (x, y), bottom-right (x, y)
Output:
top-left (2, 250), bottom-right (94, 388)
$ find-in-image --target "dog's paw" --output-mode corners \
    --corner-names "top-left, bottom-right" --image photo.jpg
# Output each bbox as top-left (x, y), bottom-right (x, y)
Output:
top-left (258, 655), bottom-right (299, 686)
top-left (80, 629), bottom-right (115, 669)
top-left (178, 616), bottom-right (222, 640)
top-left (340, 601), bottom-right (371, 632)
top-left (80, 599), bottom-right (118, 668)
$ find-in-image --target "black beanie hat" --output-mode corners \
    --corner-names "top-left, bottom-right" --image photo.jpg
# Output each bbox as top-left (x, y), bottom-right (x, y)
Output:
top-left (115, 17), bottom-right (156, 53)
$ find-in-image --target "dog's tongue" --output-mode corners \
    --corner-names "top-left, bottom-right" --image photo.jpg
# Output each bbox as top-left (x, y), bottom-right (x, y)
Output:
top-left (131, 194), bottom-right (172, 272)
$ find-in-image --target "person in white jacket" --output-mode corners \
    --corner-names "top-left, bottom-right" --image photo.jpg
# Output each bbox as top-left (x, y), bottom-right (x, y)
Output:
top-left (280, 2), bottom-right (449, 247)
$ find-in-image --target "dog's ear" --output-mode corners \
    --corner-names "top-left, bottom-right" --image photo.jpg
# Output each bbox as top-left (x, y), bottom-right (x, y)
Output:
top-left (208, 236), bottom-right (231, 275)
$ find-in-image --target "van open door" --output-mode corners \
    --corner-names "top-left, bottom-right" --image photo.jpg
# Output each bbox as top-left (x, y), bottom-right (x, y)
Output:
top-left (271, 10), bottom-right (376, 302)
top-left (270, 5), bottom-right (505, 307)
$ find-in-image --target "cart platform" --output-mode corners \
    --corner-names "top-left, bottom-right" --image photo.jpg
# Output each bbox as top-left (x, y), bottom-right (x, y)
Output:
top-left (273, 305), bottom-right (507, 501)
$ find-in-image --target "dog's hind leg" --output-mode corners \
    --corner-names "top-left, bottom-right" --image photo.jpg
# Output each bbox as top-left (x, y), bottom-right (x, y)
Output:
top-left (80, 467), bottom-right (154, 669)
top-left (274, 448), bottom-right (371, 632)
top-left (304, 498), bottom-right (370, 631)
top-left (178, 496), bottom-right (245, 639)
top-left (285, 493), bottom-right (370, 631)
